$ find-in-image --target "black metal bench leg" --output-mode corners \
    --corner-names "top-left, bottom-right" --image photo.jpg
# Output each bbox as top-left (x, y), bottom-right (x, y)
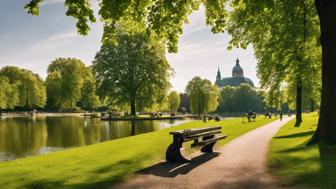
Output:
top-left (166, 134), bottom-right (189, 163)
top-left (201, 142), bottom-right (216, 153)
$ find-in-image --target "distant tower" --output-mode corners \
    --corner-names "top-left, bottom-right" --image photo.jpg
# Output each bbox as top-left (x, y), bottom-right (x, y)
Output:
top-left (232, 58), bottom-right (244, 77)
top-left (216, 66), bottom-right (221, 82)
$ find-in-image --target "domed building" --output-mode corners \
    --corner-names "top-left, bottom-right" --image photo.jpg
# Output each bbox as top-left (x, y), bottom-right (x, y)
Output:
top-left (215, 58), bottom-right (254, 88)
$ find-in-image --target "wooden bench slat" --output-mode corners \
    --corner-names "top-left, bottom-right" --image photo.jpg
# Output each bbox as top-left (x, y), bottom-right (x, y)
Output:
top-left (183, 130), bottom-right (221, 141)
top-left (170, 126), bottom-right (221, 135)
top-left (191, 134), bottom-right (227, 147)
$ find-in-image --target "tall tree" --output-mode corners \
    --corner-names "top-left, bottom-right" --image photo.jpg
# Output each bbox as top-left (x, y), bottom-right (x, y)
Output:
top-left (186, 77), bottom-right (219, 115)
top-left (167, 91), bottom-right (180, 113)
top-left (93, 32), bottom-right (172, 115)
top-left (46, 58), bottom-right (90, 110)
top-left (311, 0), bottom-right (336, 143)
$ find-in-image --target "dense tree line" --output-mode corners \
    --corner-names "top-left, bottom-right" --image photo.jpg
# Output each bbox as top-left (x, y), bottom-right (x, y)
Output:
top-left (0, 66), bottom-right (46, 110)
top-left (46, 58), bottom-right (100, 111)
top-left (0, 59), bottom-right (100, 112)
top-left (0, 76), bottom-right (19, 110)
top-left (216, 84), bottom-right (265, 113)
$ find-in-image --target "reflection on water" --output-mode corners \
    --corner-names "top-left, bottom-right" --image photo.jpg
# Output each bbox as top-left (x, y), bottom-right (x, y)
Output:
top-left (0, 116), bottom-right (190, 161)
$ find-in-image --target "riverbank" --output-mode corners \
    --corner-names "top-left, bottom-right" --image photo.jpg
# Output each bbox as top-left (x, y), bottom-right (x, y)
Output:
top-left (100, 115), bottom-right (198, 121)
top-left (267, 113), bottom-right (336, 188)
top-left (0, 117), bottom-right (275, 189)
top-left (0, 112), bottom-right (83, 117)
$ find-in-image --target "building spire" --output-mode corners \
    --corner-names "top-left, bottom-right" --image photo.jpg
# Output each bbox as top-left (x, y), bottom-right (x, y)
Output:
top-left (216, 65), bottom-right (221, 82)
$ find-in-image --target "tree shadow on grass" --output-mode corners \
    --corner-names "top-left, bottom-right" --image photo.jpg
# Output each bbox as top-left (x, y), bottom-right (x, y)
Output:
top-left (286, 142), bottom-right (336, 188)
top-left (276, 142), bottom-right (336, 189)
top-left (274, 130), bottom-right (315, 139)
top-left (23, 155), bottom-right (151, 189)
top-left (23, 180), bottom-right (65, 189)
top-left (137, 152), bottom-right (219, 178)
top-left (22, 152), bottom-right (219, 189)
top-left (24, 178), bottom-right (120, 189)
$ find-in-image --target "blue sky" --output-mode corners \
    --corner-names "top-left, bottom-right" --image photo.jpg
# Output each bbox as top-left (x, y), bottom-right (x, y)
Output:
top-left (0, 0), bottom-right (259, 92)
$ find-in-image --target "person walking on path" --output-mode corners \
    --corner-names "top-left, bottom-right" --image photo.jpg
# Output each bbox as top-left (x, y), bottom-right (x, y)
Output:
top-left (280, 113), bottom-right (283, 121)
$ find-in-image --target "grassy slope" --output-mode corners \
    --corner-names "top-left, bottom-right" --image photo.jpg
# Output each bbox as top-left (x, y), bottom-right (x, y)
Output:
top-left (0, 117), bottom-right (274, 189)
top-left (268, 113), bottom-right (336, 189)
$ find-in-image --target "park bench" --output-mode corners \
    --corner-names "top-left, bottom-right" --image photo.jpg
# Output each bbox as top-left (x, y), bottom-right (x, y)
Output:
top-left (166, 126), bottom-right (227, 163)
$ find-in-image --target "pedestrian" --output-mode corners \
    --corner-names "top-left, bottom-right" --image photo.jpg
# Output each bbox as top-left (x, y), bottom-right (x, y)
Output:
top-left (280, 113), bottom-right (283, 121)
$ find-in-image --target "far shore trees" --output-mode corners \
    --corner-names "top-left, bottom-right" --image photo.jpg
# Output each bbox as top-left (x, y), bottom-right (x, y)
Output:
top-left (178, 93), bottom-right (190, 113)
top-left (46, 58), bottom-right (100, 110)
top-left (0, 66), bottom-right (46, 109)
top-left (167, 91), bottom-right (180, 114)
top-left (186, 77), bottom-right (219, 115)
top-left (217, 84), bottom-right (265, 113)
top-left (78, 67), bottom-right (100, 111)
top-left (0, 76), bottom-right (19, 111)
top-left (93, 32), bottom-right (172, 116)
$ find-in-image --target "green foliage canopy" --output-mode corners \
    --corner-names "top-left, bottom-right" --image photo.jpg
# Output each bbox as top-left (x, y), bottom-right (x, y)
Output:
top-left (78, 67), bottom-right (101, 110)
top-left (217, 84), bottom-right (264, 113)
top-left (0, 66), bottom-right (46, 109)
top-left (93, 32), bottom-right (172, 115)
top-left (25, 0), bottom-right (229, 53)
top-left (185, 76), bottom-right (219, 115)
top-left (167, 91), bottom-right (180, 113)
top-left (0, 76), bottom-right (19, 110)
top-left (46, 58), bottom-right (100, 110)
top-left (226, 0), bottom-right (321, 115)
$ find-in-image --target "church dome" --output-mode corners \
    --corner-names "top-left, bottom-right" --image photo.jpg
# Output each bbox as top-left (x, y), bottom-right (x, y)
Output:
top-left (215, 58), bottom-right (254, 88)
top-left (232, 58), bottom-right (243, 77)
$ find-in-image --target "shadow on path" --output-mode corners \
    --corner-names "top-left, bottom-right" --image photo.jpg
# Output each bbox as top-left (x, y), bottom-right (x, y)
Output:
top-left (137, 152), bottom-right (219, 178)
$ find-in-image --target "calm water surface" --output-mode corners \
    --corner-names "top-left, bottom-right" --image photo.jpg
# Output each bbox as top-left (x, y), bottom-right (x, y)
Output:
top-left (0, 116), bottom-right (191, 161)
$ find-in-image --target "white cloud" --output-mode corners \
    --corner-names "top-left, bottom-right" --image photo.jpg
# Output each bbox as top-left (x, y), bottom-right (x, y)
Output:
top-left (181, 25), bottom-right (205, 38)
top-left (40, 0), bottom-right (64, 6)
top-left (32, 31), bottom-right (79, 49)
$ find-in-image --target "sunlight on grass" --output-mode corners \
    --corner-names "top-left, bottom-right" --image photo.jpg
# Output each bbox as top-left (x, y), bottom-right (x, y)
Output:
top-left (268, 113), bottom-right (336, 189)
top-left (0, 117), bottom-right (274, 189)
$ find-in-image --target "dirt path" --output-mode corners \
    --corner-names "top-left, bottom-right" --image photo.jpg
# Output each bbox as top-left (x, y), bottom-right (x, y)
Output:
top-left (116, 117), bottom-right (293, 189)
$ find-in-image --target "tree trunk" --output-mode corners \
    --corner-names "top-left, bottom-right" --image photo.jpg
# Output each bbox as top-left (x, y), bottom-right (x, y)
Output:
top-left (310, 0), bottom-right (336, 143)
top-left (295, 77), bottom-right (303, 126)
top-left (311, 98), bottom-right (315, 112)
top-left (130, 98), bottom-right (136, 116)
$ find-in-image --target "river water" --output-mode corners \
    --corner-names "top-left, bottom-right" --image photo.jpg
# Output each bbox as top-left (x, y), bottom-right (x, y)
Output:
top-left (0, 116), bottom-right (191, 161)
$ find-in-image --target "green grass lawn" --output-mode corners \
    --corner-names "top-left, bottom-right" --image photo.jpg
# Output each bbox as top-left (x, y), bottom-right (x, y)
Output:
top-left (0, 117), bottom-right (274, 189)
top-left (268, 113), bottom-right (336, 189)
